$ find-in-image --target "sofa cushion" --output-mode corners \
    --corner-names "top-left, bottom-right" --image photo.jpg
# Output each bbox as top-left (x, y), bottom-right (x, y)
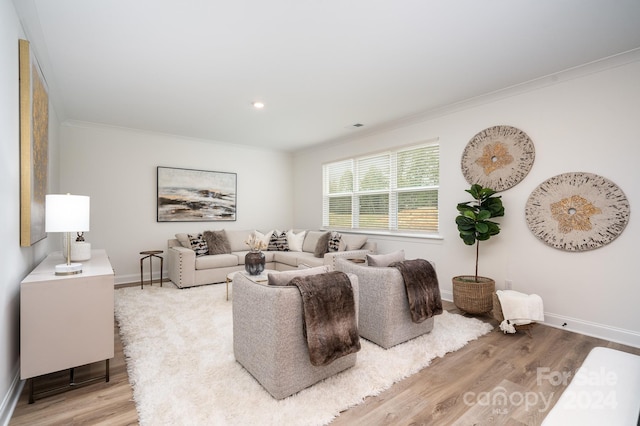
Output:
top-left (296, 252), bottom-right (325, 267)
top-left (188, 233), bottom-right (209, 257)
top-left (203, 230), bottom-right (232, 255)
top-left (224, 229), bottom-right (253, 252)
top-left (273, 251), bottom-right (300, 267)
top-left (269, 231), bottom-right (289, 251)
top-left (195, 254), bottom-right (239, 269)
top-left (234, 250), bottom-right (276, 264)
top-left (342, 234), bottom-right (368, 251)
top-left (267, 265), bottom-right (331, 286)
top-left (287, 230), bottom-right (306, 252)
top-left (366, 250), bottom-right (405, 267)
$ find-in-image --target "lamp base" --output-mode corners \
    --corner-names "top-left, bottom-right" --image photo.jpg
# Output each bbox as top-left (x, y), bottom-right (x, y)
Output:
top-left (55, 263), bottom-right (83, 276)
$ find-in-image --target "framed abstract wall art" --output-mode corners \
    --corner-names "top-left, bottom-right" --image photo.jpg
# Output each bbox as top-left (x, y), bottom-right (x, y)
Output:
top-left (19, 39), bottom-right (49, 246)
top-left (157, 166), bottom-right (237, 222)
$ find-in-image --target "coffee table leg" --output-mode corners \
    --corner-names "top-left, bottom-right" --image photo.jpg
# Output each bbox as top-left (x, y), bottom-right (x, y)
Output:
top-left (226, 277), bottom-right (229, 301)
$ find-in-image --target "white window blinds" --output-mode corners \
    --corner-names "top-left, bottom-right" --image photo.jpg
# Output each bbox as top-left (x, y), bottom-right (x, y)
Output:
top-left (323, 142), bottom-right (439, 233)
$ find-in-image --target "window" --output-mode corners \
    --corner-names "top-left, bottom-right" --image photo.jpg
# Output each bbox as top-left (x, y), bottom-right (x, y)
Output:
top-left (323, 142), bottom-right (439, 234)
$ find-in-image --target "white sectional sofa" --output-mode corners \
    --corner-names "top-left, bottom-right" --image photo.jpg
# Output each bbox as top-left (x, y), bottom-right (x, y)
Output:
top-left (167, 229), bottom-right (377, 288)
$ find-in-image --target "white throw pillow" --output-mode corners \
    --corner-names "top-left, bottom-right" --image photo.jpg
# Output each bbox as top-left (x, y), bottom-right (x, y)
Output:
top-left (286, 230), bottom-right (306, 252)
top-left (254, 230), bottom-right (273, 246)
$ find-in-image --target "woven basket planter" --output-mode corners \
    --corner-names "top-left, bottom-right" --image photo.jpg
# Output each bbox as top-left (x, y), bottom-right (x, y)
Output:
top-left (452, 276), bottom-right (495, 315)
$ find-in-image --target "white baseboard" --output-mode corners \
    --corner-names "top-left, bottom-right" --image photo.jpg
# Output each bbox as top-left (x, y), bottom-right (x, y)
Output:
top-left (442, 292), bottom-right (639, 348)
top-left (115, 272), bottom-right (166, 286)
top-left (0, 364), bottom-right (24, 426)
top-left (543, 312), bottom-right (640, 349)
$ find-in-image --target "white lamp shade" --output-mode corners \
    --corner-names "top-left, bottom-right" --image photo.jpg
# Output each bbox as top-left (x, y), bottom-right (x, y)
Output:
top-left (45, 194), bottom-right (90, 232)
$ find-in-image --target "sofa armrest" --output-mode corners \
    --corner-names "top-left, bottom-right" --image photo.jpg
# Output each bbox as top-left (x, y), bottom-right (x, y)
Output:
top-left (167, 245), bottom-right (196, 288)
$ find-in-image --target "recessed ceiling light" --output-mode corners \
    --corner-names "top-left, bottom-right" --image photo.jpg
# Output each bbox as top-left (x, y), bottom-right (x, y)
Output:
top-left (252, 101), bottom-right (265, 109)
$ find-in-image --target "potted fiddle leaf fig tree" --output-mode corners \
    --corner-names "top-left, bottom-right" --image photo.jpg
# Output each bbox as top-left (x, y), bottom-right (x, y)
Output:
top-left (453, 184), bottom-right (505, 314)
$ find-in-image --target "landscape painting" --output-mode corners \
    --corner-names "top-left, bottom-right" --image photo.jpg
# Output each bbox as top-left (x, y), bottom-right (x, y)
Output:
top-left (157, 166), bottom-right (237, 222)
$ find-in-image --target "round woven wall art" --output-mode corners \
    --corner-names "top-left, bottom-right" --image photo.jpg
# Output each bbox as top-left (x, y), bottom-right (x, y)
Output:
top-left (525, 172), bottom-right (630, 252)
top-left (461, 125), bottom-right (535, 192)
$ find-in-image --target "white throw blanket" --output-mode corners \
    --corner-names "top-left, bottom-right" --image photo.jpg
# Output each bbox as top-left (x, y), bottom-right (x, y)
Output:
top-left (496, 290), bottom-right (544, 333)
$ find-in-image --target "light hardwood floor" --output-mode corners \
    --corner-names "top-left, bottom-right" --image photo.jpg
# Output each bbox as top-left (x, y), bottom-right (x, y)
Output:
top-left (10, 300), bottom-right (640, 425)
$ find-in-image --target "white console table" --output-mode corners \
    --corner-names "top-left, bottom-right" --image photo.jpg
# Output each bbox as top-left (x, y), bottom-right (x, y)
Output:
top-left (20, 249), bottom-right (114, 403)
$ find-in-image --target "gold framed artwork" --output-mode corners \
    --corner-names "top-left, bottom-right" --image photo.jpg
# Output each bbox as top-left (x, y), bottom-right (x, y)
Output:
top-left (19, 39), bottom-right (49, 247)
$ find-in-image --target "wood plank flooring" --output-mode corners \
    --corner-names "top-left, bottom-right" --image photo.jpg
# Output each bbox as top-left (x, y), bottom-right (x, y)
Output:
top-left (10, 300), bottom-right (640, 425)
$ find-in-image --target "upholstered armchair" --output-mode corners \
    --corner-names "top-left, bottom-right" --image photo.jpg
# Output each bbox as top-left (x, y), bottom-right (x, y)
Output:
top-left (232, 269), bottom-right (360, 399)
top-left (335, 258), bottom-right (435, 349)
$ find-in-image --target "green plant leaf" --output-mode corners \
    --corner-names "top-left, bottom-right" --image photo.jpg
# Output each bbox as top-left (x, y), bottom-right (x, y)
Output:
top-left (455, 216), bottom-right (474, 226)
top-left (461, 233), bottom-right (476, 245)
top-left (477, 210), bottom-right (491, 220)
top-left (475, 222), bottom-right (489, 233)
top-left (462, 210), bottom-right (476, 219)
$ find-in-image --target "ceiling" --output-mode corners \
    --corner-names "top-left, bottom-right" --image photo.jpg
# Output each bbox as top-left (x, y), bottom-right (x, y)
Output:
top-left (14, 0), bottom-right (640, 152)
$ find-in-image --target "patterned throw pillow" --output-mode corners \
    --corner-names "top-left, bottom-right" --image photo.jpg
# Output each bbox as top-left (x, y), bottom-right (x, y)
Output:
top-left (188, 233), bottom-right (209, 257)
top-left (328, 231), bottom-right (343, 252)
top-left (268, 231), bottom-right (289, 251)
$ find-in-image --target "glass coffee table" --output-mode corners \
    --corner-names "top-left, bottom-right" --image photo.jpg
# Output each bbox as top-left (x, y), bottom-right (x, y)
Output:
top-left (226, 269), bottom-right (278, 301)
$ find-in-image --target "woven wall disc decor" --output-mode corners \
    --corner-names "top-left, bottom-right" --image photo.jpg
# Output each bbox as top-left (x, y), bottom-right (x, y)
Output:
top-left (525, 172), bottom-right (630, 252)
top-left (461, 125), bottom-right (535, 191)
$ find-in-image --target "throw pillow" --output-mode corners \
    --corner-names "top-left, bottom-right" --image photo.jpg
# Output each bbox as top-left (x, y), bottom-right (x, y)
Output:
top-left (367, 250), bottom-right (405, 267)
top-left (343, 234), bottom-right (368, 251)
top-left (314, 232), bottom-right (331, 258)
top-left (254, 230), bottom-right (273, 248)
top-left (286, 229), bottom-right (306, 252)
top-left (267, 265), bottom-right (331, 286)
top-left (188, 233), bottom-right (209, 257)
top-left (175, 233), bottom-right (191, 248)
top-left (268, 231), bottom-right (289, 251)
top-left (202, 230), bottom-right (231, 255)
top-left (328, 231), bottom-right (343, 252)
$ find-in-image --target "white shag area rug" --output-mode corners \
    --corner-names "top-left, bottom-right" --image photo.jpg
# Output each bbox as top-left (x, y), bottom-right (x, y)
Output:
top-left (115, 283), bottom-right (493, 426)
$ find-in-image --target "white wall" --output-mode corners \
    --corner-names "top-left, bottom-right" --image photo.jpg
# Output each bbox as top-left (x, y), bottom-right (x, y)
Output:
top-left (0, 0), bottom-right (60, 421)
top-left (59, 123), bottom-right (294, 284)
top-left (293, 58), bottom-right (640, 347)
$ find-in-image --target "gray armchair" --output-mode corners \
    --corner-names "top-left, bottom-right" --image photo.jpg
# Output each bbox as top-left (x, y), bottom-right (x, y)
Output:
top-left (335, 258), bottom-right (434, 349)
top-left (232, 271), bottom-right (359, 399)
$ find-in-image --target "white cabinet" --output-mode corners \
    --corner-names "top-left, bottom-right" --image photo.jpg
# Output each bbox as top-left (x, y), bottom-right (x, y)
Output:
top-left (20, 249), bottom-right (114, 401)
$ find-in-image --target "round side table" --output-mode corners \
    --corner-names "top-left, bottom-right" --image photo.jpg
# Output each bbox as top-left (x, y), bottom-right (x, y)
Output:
top-left (140, 250), bottom-right (163, 289)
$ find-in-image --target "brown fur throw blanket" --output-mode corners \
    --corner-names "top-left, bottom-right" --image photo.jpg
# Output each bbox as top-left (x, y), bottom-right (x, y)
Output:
top-left (288, 271), bottom-right (360, 366)
top-left (390, 259), bottom-right (443, 323)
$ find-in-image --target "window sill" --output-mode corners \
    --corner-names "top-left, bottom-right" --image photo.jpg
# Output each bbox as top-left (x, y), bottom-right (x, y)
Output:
top-left (322, 228), bottom-right (443, 241)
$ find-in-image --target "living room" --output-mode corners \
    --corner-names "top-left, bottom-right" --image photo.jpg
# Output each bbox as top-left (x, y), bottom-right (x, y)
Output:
top-left (2, 0), bottom-right (640, 424)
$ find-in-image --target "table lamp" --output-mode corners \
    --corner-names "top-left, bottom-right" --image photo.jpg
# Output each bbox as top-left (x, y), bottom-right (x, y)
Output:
top-left (45, 194), bottom-right (90, 275)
